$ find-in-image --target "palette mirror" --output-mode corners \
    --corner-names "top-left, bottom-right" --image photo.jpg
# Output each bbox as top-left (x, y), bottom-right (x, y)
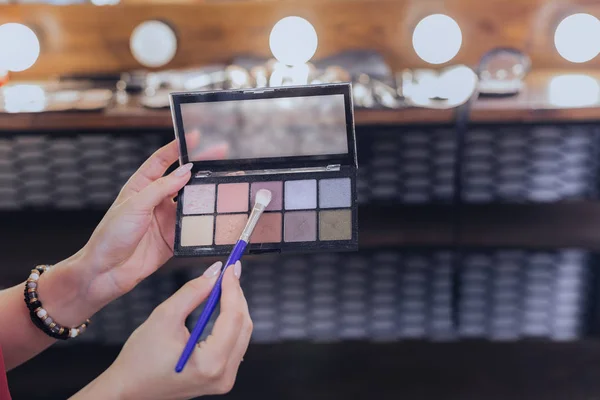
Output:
top-left (181, 94), bottom-right (348, 162)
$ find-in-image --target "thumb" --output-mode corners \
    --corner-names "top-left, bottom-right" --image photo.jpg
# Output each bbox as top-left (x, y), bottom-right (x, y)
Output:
top-left (159, 262), bottom-right (223, 322)
top-left (133, 162), bottom-right (193, 213)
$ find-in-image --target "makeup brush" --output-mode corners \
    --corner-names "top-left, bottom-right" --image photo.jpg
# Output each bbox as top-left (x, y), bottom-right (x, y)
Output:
top-left (175, 189), bottom-right (273, 373)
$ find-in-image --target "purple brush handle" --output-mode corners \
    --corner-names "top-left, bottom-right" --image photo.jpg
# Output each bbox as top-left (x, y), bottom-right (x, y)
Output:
top-left (175, 239), bottom-right (248, 373)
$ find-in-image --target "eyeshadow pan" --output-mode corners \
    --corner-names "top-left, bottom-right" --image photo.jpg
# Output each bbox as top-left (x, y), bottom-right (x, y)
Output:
top-left (215, 214), bottom-right (249, 245)
top-left (319, 210), bottom-right (352, 241)
top-left (285, 180), bottom-right (317, 210)
top-left (181, 215), bottom-right (214, 246)
top-left (250, 212), bottom-right (282, 243)
top-left (284, 211), bottom-right (317, 242)
top-left (251, 181), bottom-right (283, 211)
top-left (217, 183), bottom-right (249, 213)
top-left (183, 184), bottom-right (216, 215)
top-left (319, 178), bottom-right (351, 208)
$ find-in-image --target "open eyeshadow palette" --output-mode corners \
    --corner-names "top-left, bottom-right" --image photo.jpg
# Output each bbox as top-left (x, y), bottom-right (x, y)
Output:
top-left (170, 83), bottom-right (358, 257)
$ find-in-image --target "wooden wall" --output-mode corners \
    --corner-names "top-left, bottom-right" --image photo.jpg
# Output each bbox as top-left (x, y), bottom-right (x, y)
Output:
top-left (1, 0), bottom-right (600, 79)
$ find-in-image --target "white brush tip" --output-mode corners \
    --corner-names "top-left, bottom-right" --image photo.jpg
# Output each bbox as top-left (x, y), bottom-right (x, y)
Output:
top-left (255, 189), bottom-right (272, 207)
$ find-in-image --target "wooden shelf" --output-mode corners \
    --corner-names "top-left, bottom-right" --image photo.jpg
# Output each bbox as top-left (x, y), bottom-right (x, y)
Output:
top-left (3, 71), bottom-right (600, 132)
top-left (3, 2), bottom-right (600, 79)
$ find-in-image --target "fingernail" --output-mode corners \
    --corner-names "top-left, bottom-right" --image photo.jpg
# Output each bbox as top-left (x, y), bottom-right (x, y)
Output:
top-left (203, 262), bottom-right (222, 278)
top-left (174, 163), bottom-right (193, 177)
top-left (233, 261), bottom-right (242, 279)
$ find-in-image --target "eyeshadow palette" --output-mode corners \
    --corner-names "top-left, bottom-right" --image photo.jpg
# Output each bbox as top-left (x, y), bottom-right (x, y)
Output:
top-left (170, 83), bottom-right (358, 257)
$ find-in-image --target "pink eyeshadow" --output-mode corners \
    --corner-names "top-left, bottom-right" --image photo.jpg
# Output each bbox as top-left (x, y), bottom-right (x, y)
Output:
top-left (215, 214), bottom-right (248, 245)
top-left (183, 184), bottom-right (216, 215)
top-left (217, 183), bottom-right (249, 213)
top-left (251, 181), bottom-right (283, 211)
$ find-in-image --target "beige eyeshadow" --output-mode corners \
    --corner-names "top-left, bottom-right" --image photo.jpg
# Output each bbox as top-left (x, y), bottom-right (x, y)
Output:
top-left (181, 215), bottom-right (214, 247)
top-left (215, 214), bottom-right (249, 245)
top-left (319, 210), bottom-right (352, 241)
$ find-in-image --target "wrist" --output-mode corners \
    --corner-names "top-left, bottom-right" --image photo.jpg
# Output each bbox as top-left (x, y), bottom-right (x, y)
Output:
top-left (36, 251), bottom-right (97, 327)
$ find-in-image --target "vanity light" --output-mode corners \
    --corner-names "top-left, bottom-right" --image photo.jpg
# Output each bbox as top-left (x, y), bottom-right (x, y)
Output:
top-left (0, 23), bottom-right (41, 72)
top-left (130, 20), bottom-right (178, 68)
top-left (412, 14), bottom-right (462, 65)
top-left (269, 16), bottom-right (318, 66)
top-left (554, 13), bottom-right (600, 63)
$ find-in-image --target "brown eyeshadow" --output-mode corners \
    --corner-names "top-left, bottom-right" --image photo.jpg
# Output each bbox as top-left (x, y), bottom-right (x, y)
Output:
top-left (319, 210), bottom-right (352, 241)
top-left (250, 212), bottom-right (282, 243)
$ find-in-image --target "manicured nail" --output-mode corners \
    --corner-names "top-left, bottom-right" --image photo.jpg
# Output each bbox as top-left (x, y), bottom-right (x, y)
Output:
top-left (174, 163), bottom-right (193, 177)
top-left (203, 262), bottom-right (222, 278)
top-left (233, 261), bottom-right (242, 279)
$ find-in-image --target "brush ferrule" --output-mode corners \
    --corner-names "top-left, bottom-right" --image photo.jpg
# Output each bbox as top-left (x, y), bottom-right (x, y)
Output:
top-left (240, 203), bottom-right (266, 242)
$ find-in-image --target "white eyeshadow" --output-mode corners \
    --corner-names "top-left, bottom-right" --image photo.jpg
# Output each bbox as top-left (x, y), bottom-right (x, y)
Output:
top-left (183, 184), bottom-right (216, 215)
top-left (284, 179), bottom-right (317, 210)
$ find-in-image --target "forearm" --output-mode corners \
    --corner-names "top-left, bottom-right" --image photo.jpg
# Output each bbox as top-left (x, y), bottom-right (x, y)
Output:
top-left (0, 252), bottom-right (95, 370)
top-left (0, 282), bottom-right (55, 370)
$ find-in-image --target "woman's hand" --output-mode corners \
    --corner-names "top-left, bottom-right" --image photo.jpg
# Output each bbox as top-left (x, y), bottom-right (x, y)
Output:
top-left (0, 132), bottom-right (234, 370)
top-left (72, 261), bottom-right (253, 400)
top-left (37, 133), bottom-right (227, 326)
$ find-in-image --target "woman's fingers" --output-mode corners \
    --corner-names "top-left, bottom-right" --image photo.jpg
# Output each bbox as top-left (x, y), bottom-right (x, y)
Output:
top-left (229, 288), bottom-right (252, 365)
top-left (129, 162), bottom-right (193, 214)
top-left (117, 140), bottom-right (179, 202)
top-left (153, 197), bottom-right (178, 251)
top-left (220, 280), bottom-right (253, 390)
top-left (116, 130), bottom-right (229, 207)
top-left (192, 264), bottom-right (246, 371)
top-left (116, 130), bottom-right (201, 203)
top-left (155, 262), bottom-right (223, 323)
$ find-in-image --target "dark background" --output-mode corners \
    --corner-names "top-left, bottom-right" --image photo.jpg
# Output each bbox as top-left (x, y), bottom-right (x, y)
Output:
top-left (3, 122), bottom-right (600, 399)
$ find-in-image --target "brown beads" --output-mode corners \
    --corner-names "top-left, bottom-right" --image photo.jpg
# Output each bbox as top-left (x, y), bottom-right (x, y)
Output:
top-left (24, 265), bottom-right (91, 341)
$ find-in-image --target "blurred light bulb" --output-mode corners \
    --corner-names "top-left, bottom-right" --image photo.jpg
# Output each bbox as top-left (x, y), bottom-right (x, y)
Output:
top-left (0, 23), bottom-right (41, 72)
top-left (437, 65), bottom-right (477, 101)
top-left (2, 84), bottom-right (46, 113)
top-left (406, 70), bottom-right (438, 99)
top-left (549, 74), bottom-right (599, 107)
top-left (269, 62), bottom-right (310, 87)
top-left (412, 14), bottom-right (462, 64)
top-left (269, 16), bottom-right (318, 66)
top-left (130, 21), bottom-right (177, 68)
top-left (91, 0), bottom-right (119, 4)
top-left (554, 13), bottom-right (600, 63)
top-left (406, 65), bottom-right (477, 109)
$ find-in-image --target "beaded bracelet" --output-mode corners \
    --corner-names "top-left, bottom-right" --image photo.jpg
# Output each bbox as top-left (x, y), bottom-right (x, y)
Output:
top-left (23, 265), bottom-right (90, 340)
